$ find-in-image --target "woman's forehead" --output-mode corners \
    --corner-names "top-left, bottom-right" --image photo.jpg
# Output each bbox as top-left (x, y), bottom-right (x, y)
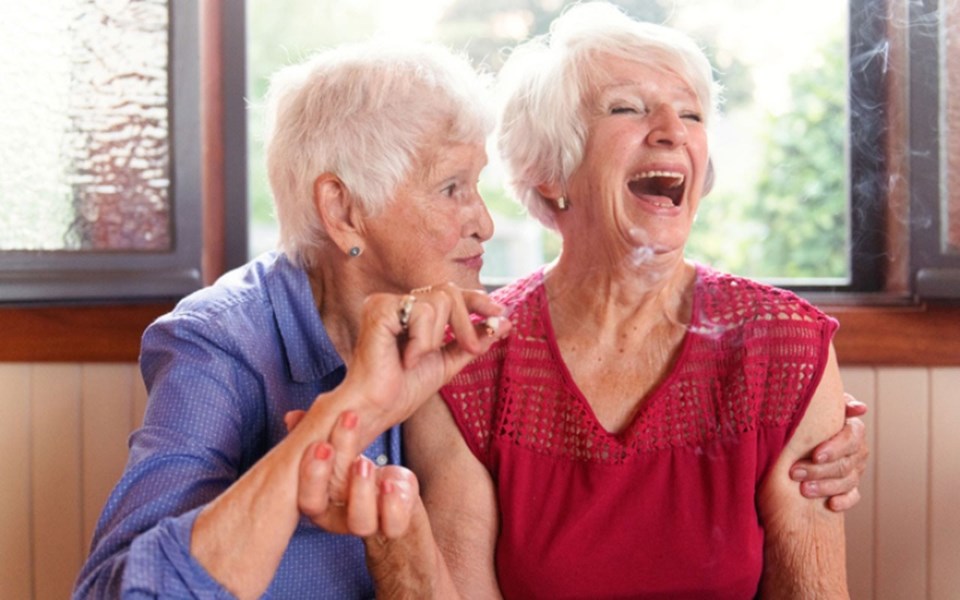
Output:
top-left (586, 57), bottom-right (698, 102)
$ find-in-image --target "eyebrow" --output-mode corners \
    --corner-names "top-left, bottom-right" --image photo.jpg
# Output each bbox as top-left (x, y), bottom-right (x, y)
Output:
top-left (599, 80), bottom-right (698, 100)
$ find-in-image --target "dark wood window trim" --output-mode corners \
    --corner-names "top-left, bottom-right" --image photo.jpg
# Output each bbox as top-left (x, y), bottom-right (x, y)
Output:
top-left (826, 305), bottom-right (960, 366)
top-left (0, 303), bottom-right (174, 363)
top-left (1, 303), bottom-right (957, 365)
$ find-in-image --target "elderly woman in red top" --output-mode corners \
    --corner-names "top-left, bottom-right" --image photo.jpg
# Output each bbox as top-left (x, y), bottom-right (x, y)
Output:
top-left (406, 2), bottom-right (854, 597)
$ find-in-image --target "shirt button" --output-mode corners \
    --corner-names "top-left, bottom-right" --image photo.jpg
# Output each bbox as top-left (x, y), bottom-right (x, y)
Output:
top-left (375, 454), bottom-right (389, 466)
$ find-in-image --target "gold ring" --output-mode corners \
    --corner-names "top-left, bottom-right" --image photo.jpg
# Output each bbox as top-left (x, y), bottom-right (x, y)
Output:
top-left (398, 294), bottom-right (416, 331)
top-left (410, 285), bottom-right (434, 295)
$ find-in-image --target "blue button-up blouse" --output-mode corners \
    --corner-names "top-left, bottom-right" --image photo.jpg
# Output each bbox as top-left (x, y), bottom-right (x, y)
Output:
top-left (73, 252), bottom-right (402, 599)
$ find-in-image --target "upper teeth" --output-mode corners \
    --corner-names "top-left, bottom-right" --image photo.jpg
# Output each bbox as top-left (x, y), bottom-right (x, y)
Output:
top-left (631, 171), bottom-right (685, 186)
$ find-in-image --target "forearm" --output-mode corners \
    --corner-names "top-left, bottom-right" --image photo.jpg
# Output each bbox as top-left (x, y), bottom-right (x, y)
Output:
top-left (760, 507), bottom-right (849, 599)
top-left (364, 501), bottom-right (460, 600)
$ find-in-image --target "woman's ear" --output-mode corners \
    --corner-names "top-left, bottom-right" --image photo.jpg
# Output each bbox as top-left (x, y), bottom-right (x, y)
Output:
top-left (314, 173), bottom-right (363, 255)
top-left (537, 181), bottom-right (571, 212)
top-left (536, 181), bottom-right (563, 202)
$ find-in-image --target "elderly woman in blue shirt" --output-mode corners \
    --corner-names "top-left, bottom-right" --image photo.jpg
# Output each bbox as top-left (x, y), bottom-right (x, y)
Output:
top-left (74, 39), bottom-right (867, 599)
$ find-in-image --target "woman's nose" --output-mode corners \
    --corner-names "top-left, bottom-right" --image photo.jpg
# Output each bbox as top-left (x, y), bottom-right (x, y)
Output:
top-left (471, 191), bottom-right (495, 242)
top-left (647, 106), bottom-right (687, 147)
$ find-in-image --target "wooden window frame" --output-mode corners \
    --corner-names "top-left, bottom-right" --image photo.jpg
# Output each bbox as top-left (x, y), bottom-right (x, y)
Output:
top-left (0, 2), bottom-right (205, 302)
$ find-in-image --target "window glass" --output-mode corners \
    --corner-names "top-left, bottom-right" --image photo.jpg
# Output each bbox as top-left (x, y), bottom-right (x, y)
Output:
top-left (246, 0), bottom-right (849, 284)
top-left (0, 0), bottom-right (170, 252)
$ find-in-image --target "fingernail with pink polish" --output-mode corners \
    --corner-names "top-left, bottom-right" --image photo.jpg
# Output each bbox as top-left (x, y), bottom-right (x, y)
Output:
top-left (356, 459), bottom-right (372, 478)
top-left (343, 411), bottom-right (358, 430)
top-left (314, 443), bottom-right (332, 461)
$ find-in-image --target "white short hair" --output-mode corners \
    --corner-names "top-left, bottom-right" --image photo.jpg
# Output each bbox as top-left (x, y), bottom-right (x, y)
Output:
top-left (263, 41), bottom-right (493, 268)
top-left (496, 1), bottom-right (721, 230)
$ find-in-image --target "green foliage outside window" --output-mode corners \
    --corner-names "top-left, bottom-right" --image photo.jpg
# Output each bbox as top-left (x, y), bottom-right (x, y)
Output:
top-left (687, 34), bottom-right (847, 279)
top-left (247, 0), bottom-right (848, 282)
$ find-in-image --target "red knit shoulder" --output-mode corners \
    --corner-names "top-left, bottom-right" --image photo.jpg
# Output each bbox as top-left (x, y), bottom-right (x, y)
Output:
top-left (691, 265), bottom-right (838, 424)
top-left (694, 266), bottom-right (834, 331)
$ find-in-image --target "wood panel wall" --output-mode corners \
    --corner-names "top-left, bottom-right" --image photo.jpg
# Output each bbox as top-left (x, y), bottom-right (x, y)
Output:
top-left (0, 364), bottom-right (146, 600)
top-left (1, 363), bottom-right (957, 599)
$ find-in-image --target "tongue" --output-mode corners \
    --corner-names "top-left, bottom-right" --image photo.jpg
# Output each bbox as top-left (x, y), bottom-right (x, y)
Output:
top-left (629, 177), bottom-right (679, 204)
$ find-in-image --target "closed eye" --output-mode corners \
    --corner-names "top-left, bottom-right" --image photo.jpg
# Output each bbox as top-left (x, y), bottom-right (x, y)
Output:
top-left (611, 106), bottom-right (638, 115)
top-left (681, 112), bottom-right (703, 123)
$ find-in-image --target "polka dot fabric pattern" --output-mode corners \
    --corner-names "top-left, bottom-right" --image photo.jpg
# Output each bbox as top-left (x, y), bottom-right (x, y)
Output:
top-left (73, 252), bottom-right (401, 599)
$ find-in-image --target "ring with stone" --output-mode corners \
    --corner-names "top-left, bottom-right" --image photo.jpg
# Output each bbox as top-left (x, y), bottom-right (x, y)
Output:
top-left (398, 294), bottom-right (416, 331)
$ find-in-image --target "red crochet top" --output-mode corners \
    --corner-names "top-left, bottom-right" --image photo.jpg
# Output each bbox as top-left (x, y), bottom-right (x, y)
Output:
top-left (440, 265), bottom-right (838, 599)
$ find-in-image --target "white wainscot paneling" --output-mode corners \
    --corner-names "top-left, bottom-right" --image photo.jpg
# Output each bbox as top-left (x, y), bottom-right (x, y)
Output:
top-left (1, 363), bottom-right (958, 599)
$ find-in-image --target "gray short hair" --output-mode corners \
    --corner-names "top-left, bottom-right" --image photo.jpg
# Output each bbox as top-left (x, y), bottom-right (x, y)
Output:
top-left (496, 1), bottom-right (721, 230)
top-left (263, 41), bottom-right (493, 268)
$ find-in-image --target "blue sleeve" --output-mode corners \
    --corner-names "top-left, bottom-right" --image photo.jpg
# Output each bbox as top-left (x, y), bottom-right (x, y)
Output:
top-left (73, 312), bottom-right (264, 599)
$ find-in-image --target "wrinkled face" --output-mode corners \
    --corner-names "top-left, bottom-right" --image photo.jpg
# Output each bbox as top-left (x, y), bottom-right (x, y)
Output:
top-left (359, 137), bottom-right (494, 291)
top-left (561, 54), bottom-right (709, 263)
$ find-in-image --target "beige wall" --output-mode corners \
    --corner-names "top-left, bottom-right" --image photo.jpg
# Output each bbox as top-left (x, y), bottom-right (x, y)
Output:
top-left (1, 363), bottom-right (958, 599)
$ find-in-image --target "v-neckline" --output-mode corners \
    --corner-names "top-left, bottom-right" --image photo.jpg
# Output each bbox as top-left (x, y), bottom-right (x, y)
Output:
top-left (536, 264), bottom-right (703, 441)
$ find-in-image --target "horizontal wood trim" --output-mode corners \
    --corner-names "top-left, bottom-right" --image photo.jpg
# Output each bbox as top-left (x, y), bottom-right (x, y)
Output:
top-left (827, 304), bottom-right (960, 366)
top-left (0, 304), bottom-right (173, 363)
top-left (1, 302), bottom-right (958, 365)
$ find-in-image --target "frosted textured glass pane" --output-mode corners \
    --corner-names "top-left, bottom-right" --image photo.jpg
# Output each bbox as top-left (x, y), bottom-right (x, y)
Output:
top-left (0, 0), bottom-right (170, 251)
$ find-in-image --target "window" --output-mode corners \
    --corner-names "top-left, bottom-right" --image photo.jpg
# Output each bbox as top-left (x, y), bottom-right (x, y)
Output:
top-left (2, 0), bottom-right (956, 364)
top-left (910, 0), bottom-right (960, 299)
top-left (243, 0), bottom-right (958, 301)
top-left (2, 1), bottom-right (954, 303)
top-left (0, 1), bottom-right (205, 302)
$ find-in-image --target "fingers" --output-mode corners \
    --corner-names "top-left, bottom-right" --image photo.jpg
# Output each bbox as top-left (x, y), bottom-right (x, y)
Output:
top-left (328, 411), bottom-right (361, 504)
top-left (404, 283), bottom-right (504, 364)
top-left (437, 317), bottom-right (512, 383)
top-left (344, 461), bottom-right (420, 539)
top-left (790, 415), bottom-right (868, 509)
top-left (826, 488), bottom-right (862, 513)
top-left (794, 459), bottom-right (859, 497)
top-left (403, 297), bottom-right (444, 367)
top-left (360, 285), bottom-right (508, 360)
top-left (347, 457), bottom-right (379, 536)
top-left (843, 392), bottom-right (868, 418)
top-left (283, 409), bottom-right (307, 432)
top-left (376, 466), bottom-right (418, 539)
top-left (805, 415), bottom-right (866, 467)
top-left (297, 446), bottom-right (419, 539)
top-left (298, 441), bottom-right (334, 521)
top-left (296, 408), bottom-right (420, 538)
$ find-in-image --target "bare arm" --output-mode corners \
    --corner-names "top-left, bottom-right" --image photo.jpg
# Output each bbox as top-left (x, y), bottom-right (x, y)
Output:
top-left (758, 344), bottom-right (850, 599)
top-left (362, 498), bottom-right (460, 599)
top-left (404, 394), bottom-right (503, 599)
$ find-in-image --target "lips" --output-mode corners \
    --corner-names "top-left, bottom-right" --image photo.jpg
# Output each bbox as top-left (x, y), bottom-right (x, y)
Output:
top-left (627, 170), bottom-right (686, 207)
top-left (457, 253), bottom-right (484, 271)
